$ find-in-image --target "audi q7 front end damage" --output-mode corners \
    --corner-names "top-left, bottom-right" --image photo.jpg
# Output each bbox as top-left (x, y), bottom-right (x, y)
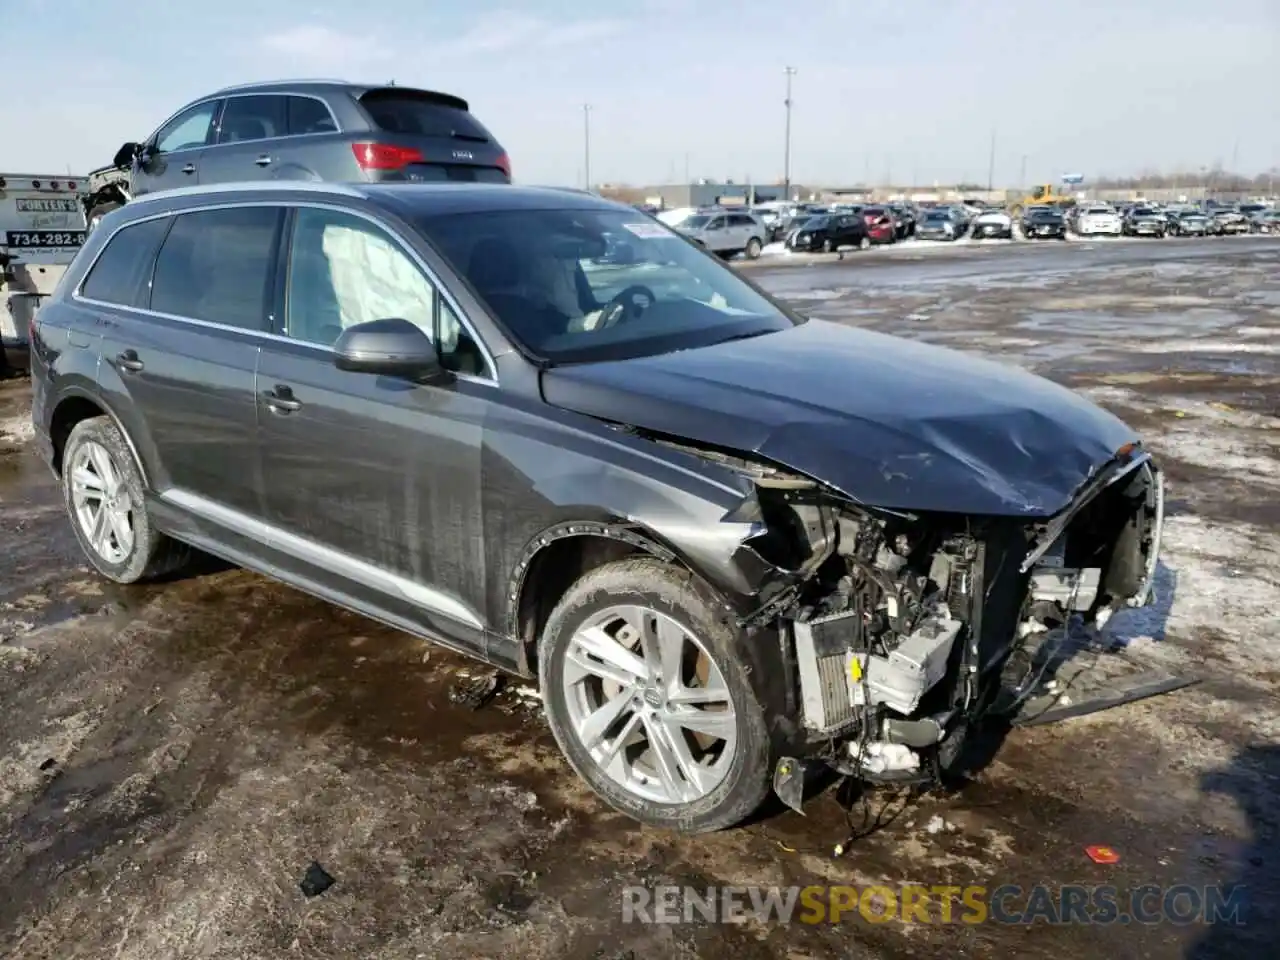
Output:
top-left (541, 319), bottom-right (1175, 812)
top-left (675, 442), bottom-right (1165, 808)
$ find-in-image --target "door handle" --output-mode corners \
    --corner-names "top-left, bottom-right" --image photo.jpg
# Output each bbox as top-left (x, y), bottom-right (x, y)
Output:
top-left (116, 350), bottom-right (144, 372)
top-left (263, 386), bottom-right (301, 414)
top-left (181, 163), bottom-right (196, 175)
top-left (254, 155), bottom-right (273, 167)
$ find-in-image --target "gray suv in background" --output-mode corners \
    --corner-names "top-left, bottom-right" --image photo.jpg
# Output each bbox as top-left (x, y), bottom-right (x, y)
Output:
top-left (674, 210), bottom-right (766, 259)
top-left (83, 79), bottom-right (511, 228)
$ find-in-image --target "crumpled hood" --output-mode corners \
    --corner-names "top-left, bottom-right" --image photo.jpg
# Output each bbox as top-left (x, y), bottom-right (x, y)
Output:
top-left (540, 319), bottom-right (1140, 517)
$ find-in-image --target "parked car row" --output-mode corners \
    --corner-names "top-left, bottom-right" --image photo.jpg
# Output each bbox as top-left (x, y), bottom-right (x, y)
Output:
top-left (644, 197), bottom-right (1277, 259)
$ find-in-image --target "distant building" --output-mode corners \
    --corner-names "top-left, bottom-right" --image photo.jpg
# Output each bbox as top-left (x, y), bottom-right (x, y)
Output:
top-left (639, 182), bottom-right (811, 209)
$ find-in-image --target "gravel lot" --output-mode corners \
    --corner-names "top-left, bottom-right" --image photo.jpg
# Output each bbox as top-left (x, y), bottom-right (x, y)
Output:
top-left (1, 236), bottom-right (1277, 959)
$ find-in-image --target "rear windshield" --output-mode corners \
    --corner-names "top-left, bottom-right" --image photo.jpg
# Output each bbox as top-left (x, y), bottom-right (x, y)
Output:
top-left (359, 91), bottom-right (492, 142)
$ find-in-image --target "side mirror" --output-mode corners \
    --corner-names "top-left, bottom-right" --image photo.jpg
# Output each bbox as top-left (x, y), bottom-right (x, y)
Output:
top-left (332, 318), bottom-right (448, 382)
top-left (113, 142), bottom-right (141, 168)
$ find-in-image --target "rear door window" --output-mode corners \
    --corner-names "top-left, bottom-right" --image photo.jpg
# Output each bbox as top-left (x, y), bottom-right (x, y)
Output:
top-left (358, 91), bottom-right (492, 142)
top-left (286, 96), bottom-right (338, 135)
top-left (150, 207), bottom-right (281, 330)
top-left (217, 96), bottom-right (287, 143)
top-left (79, 217), bottom-right (172, 307)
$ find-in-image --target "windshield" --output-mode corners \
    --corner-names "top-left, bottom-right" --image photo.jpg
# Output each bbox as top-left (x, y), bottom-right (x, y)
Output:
top-left (1085, 207), bottom-right (1112, 214)
top-left (417, 207), bottom-right (794, 364)
top-left (1133, 208), bottom-right (1156, 216)
top-left (923, 212), bottom-right (951, 222)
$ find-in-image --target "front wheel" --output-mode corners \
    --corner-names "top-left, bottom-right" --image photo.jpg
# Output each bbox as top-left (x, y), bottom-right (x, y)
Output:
top-left (85, 201), bottom-right (123, 234)
top-left (538, 558), bottom-right (773, 833)
top-left (61, 417), bottom-right (191, 583)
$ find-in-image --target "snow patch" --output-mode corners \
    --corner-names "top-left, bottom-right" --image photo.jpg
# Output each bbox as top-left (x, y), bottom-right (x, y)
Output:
top-left (1132, 340), bottom-right (1280, 355)
top-left (0, 415), bottom-right (34, 444)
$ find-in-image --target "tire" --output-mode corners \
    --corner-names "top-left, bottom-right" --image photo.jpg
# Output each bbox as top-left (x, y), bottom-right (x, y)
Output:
top-left (538, 557), bottom-right (773, 834)
top-left (822, 237), bottom-right (836, 253)
top-left (61, 416), bottom-right (192, 583)
top-left (86, 201), bottom-right (123, 234)
top-left (745, 237), bottom-right (763, 259)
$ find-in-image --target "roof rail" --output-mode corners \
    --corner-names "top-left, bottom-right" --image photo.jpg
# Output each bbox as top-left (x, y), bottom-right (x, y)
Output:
top-left (215, 78), bottom-right (349, 92)
top-left (128, 181), bottom-right (368, 206)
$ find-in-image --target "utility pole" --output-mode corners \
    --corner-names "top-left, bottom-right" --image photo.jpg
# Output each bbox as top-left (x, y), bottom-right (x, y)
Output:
top-left (783, 66), bottom-right (797, 197)
top-left (986, 128), bottom-right (997, 192)
top-left (583, 104), bottom-right (592, 191)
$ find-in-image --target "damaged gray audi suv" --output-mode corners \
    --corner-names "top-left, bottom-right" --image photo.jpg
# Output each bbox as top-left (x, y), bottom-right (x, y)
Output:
top-left (30, 182), bottom-right (1164, 833)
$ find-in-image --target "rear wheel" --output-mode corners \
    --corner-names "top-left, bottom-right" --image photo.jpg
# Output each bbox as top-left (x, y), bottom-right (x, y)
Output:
top-left (61, 417), bottom-right (191, 583)
top-left (538, 558), bottom-right (772, 833)
top-left (744, 237), bottom-right (763, 259)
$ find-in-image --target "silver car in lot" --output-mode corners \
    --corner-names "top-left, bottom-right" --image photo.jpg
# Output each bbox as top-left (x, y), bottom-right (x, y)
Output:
top-left (674, 210), bottom-right (767, 259)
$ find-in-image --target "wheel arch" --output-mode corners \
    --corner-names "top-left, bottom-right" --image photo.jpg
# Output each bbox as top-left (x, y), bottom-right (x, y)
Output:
top-left (49, 388), bottom-right (149, 485)
top-left (509, 520), bottom-right (691, 675)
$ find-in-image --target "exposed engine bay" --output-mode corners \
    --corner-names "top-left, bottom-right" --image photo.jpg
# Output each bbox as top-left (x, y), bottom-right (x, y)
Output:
top-left (680, 438), bottom-right (1167, 809)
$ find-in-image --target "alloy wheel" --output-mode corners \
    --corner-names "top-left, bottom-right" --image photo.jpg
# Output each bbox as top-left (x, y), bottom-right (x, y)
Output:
top-left (560, 604), bottom-right (738, 805)
top-left (69, 440), bottom-right (135, 564)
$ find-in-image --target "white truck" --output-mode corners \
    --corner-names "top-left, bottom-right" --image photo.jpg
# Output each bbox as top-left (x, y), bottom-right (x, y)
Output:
top-left (0, 172), bottom-right (89, 375)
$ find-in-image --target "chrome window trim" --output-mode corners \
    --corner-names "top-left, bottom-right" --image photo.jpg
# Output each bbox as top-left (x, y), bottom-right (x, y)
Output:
top-left (147, 91), bottom-right (343, 157)
top-left (71, 198), bottom-right (499, 387)
top-left (161, 488), bottom-right (485, 629)
top-left (215, 92), bottom-right (343, 146)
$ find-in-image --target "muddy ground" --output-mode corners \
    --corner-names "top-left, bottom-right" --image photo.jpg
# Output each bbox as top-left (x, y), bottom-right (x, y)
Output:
top-left (1, 237), bottom-right (1277, 959)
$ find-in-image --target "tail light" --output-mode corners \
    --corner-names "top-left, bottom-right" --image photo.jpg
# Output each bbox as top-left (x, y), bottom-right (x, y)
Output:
top-left (495, 151), bottom-right (511, 180)
top-left (351, 142), bottom-right (424, 171)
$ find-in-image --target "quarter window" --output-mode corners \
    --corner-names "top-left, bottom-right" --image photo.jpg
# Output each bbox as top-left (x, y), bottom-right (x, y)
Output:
top-left (217, 95), bottom-right (287, 143)
top-left (154, 101), bottom-right (220, 154)
top-left (286, 96), bottom-right (337, 135)
top-left (150, 207), bottom-right (280, 330)
top-left (79, 217), bottom-right (171, 306)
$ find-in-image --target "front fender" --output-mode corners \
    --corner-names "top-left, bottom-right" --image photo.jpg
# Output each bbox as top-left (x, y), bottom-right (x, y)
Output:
top-left (480, 401), bottom-right (781, 631)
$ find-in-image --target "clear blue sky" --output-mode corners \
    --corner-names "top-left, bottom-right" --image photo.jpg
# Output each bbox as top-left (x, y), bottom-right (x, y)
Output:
top-left (2, 0), bottom-right (1277, 186)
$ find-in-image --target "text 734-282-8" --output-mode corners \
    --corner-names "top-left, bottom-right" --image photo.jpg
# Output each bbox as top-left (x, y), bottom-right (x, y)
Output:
top-left (4, 231), bottom-right (86, 249)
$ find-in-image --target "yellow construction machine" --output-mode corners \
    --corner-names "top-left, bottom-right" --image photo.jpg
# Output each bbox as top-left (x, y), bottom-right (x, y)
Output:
top-left (1007, 184), bottom-right (1077, 217)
